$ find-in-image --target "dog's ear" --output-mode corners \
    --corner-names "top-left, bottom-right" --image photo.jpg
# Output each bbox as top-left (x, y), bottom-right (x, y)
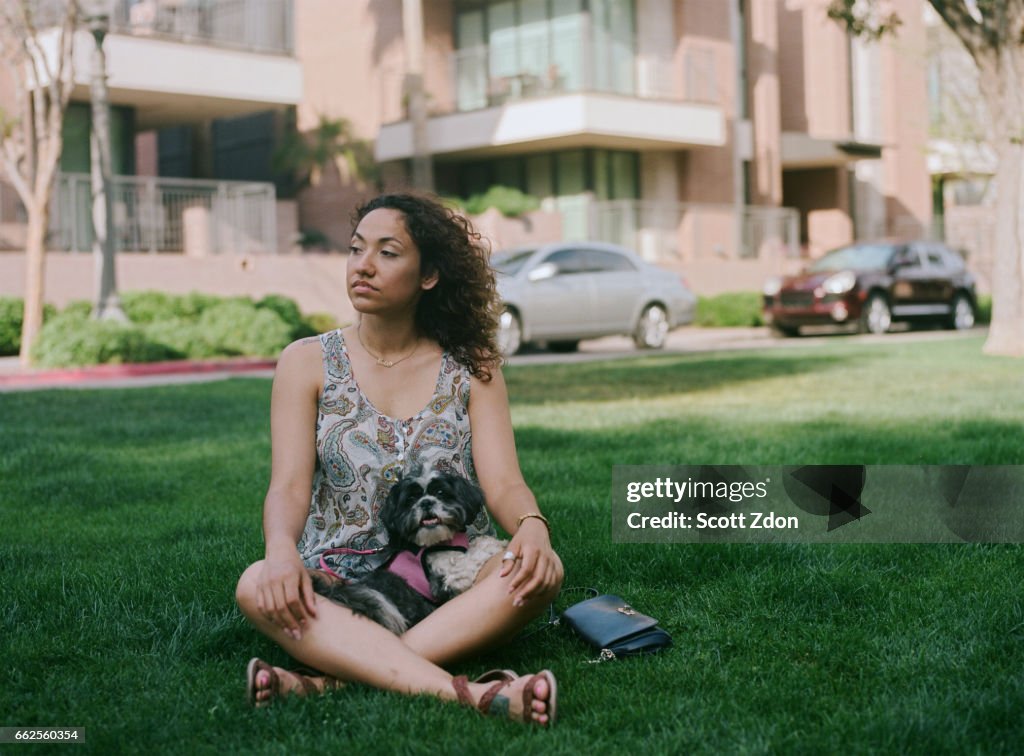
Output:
top-left (448, 475), bottom-right (486, 522)
top-left (381, 479), bottom-right (413, 543)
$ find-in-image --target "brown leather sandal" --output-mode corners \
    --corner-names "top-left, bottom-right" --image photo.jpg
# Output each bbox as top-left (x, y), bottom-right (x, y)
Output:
top-left (473, 669), bottom-right (519, 684)
top-left (245, 657), bottom-right (341, 708)
top-left (452, 669), bottom-right (557, 726)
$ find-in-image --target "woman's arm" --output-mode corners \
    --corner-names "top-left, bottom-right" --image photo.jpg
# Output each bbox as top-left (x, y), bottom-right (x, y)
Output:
top-left (469, 367), bottom-right (563, 607)
top-left (256, 338), bottom-right (322, 639)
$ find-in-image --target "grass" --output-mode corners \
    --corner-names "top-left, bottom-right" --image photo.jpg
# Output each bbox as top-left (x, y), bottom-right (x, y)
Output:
top-left (1, 334), bottom-right (1022, 754)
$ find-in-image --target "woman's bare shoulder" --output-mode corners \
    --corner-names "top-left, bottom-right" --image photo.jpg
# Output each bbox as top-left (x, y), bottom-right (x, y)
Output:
top-left (468, 363), bottom-right (509, 403)
top-left (274, 335), bottom-right (325, 395)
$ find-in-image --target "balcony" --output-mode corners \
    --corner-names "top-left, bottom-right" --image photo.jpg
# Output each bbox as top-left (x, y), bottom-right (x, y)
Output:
top-left (50, 173), bottom-right (278, 255)
top-left (111, 0), bottom-right (294, 55)
top-left (451, 40), bottom-right (718, 111)
top-left (33, 1), bottom-right (301, 129)
top-left (376, 44), bottom-right (724, 162)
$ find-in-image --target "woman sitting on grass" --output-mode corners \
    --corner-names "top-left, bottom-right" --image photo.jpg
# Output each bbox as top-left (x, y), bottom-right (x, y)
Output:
top-left (235, 192), bottom-right (563, 726)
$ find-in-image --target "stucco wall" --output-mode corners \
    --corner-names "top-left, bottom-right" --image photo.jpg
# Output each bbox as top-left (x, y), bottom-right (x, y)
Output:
top-left (0, 251), bottom-right (358, 324)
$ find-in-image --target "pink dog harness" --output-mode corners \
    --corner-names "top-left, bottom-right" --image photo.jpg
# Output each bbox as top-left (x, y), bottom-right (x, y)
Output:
top-left (318, 531), bottom-right (470, 604)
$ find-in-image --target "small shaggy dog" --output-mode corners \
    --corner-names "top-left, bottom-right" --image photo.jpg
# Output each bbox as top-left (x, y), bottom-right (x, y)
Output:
top-left (310, 469), bottom-right (506, 634)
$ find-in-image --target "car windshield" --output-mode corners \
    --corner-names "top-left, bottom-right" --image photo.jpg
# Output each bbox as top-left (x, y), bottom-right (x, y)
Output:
top-left (808, 243), bottom-right (897, 272)
top-left (491, 249), bottom-right (536, 276)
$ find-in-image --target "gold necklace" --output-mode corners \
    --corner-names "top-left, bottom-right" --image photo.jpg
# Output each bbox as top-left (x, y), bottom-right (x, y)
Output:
top-left (357, 322), bottom-right (419, 368)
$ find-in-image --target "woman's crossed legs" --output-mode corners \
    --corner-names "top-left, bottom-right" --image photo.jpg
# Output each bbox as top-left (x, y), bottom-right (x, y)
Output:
top-left (235, 553), bottom-right (562, 725)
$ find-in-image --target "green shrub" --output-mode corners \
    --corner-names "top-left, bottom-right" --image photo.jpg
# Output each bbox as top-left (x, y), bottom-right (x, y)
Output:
top-left (975, 294), bottom-right (992, 325)
top-left (5, 290), bottom-right (332, 365)
top-left (0, 298), bottom-right (58, 356)
top-left (32, 314), bottom-right (178, 368)
top-left (60, 300), bottom-right (94, 319)
top-left (198, 300), bottom-right (292, 357)
top-left (0, 297), bottom-right (24, 356)
top-left (304, 312), bottom-right (342, 334)
top-left (178, 291), bottom-right (227, 319)
top-left (121, 291), bottom-right (185, 324)
top-left (256, 294), bottom-right (316, 340)
top-left (121, 290), bottom-right (246, 323)
top-left (141, 318), bottom-right (219, 360)
top-left (696, 292), bottom-right (765, 327)
top-left (293, 228), bottom-right (331, 250)
top-left (461, 186), bottom-right (540, 217)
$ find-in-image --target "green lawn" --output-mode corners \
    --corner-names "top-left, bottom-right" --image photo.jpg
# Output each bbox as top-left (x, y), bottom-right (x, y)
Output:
top-left (1, 334), bottom-right (1022, 754)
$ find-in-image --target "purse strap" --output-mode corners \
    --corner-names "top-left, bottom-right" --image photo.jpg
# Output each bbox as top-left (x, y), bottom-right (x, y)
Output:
top-left (520, 586), bottom-right (600, 640)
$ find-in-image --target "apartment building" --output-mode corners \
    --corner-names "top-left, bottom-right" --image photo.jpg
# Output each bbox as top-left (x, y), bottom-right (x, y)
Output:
top-left (1, 0), bottom-right (933, 303)
top-left (296, 0), bottom-right (931, 279)
top-left (0, 0), bottom-right (301, 255)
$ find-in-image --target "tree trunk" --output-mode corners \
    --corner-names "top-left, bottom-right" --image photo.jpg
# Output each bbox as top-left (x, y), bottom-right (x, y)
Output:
top-left (979, 46), bottom-right (1024, 357)
top-left (402, 0), bottom-right (433, 190)
top-left (983, 136), bottom-right (1024, 356)
top-left (19, 204), bottom-right (48, 366)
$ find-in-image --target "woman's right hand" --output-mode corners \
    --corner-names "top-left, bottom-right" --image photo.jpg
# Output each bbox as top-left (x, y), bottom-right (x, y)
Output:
top-left (256, 553), bottom-right (318, 640)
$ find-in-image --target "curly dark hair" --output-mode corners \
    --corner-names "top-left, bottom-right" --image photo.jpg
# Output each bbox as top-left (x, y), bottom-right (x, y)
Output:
top-left (352, 193), bottom-right (501, 381)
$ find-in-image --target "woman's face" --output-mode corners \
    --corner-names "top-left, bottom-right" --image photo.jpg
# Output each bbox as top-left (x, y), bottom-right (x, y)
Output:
top-left (347, 208), bottom-right (438, 315)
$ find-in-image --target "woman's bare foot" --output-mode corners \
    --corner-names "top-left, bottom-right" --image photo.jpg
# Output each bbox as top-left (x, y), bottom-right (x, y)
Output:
top-left (460, 670), bottom-right (557, 726)
top-left (246, 657), bottom-right (340, 707)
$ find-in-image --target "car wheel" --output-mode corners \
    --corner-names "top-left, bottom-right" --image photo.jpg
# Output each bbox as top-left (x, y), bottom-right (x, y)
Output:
top-left (859, 293), bottom-right (891, 334)
top-left (633, 303), bottom-right (670, 349)
top-left (548, 340), bottom-right (580, 353)
top-left (770, 323), bottom-right (800, 338)
top-left (947, 293), bottom-right (975, 330)
top-left (497, 307), bottom-right (522, 355)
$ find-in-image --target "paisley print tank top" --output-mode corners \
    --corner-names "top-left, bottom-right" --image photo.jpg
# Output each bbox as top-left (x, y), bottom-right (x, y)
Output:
top-left (297, 329), bottom-right (495, 580)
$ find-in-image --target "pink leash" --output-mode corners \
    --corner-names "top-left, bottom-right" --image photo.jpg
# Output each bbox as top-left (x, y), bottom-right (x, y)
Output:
top-left (318, 545), bottom-right (382, 579)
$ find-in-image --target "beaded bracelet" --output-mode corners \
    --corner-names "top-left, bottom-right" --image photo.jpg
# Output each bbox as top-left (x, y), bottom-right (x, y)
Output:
top-left (516, 511), bottom-right (550, 533)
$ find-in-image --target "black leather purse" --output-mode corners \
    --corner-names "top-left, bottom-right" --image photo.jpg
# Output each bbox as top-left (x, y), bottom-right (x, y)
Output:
top-left (560, 592), bottom-right (673, 662)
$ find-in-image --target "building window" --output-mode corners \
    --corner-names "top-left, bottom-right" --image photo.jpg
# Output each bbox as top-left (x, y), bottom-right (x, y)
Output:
top-left (454, 0), bottom-right (636, 110)
top-left (439, 147), bottom-right (638, 203)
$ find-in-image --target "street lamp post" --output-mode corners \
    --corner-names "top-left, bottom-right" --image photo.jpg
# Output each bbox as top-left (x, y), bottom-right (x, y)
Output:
top-left (83, 0), bottom-right (125, 321)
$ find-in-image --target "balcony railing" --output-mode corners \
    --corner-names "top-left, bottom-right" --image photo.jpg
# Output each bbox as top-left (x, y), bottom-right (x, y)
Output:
top-left (555, 199), bottom-right (799, 261)
top-left (31, 0), bottom-right (292, 55)
top-left (452, 41), bottom-right (717, 112)
top-left (51, 173), bottom-right (278, 255)
top-left (111, 0), bottom-right (294, 55)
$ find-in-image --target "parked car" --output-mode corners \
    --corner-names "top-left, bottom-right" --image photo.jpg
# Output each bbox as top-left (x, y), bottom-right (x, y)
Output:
top-left (492, 242), bottom-right (696, 355)
top-left (762, 240), bottom-right (977, 336)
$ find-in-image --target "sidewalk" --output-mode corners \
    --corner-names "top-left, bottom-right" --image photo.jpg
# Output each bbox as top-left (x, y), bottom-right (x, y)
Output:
top-left (0, 355), bottom-right (276, 392)
top-left (0, 325), bottom-right (982, 391)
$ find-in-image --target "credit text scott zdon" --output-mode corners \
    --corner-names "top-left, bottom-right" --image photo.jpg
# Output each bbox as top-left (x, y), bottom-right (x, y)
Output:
top-left (626, 512), bottom-right (800, 529)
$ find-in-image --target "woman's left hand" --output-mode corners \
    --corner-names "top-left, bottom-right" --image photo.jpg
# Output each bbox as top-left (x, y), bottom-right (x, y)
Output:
top-left (500, 518), bottom-right (563, 607)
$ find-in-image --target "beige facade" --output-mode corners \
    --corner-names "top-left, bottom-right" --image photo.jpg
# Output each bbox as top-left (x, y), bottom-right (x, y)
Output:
top-left (0, 0), bottom-right (935, 312)
top-left (299, 0), bottom-right (931, 263)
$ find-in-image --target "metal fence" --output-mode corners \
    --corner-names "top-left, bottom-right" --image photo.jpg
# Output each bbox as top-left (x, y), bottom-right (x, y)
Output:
top-left (452, 41), bottom-right (718, 111)
top-left (30, 0), bottom-right (293, 54)
top-left (576, 200), bottom-right (800, 262)
top-left (51, 173), bottom-right (277, 255)
top-left (112, 0), bottom-right (294, 54)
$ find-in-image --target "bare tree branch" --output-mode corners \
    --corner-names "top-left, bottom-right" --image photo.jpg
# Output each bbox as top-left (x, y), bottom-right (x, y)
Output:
top-left (929, 0), bottom-right (991, 63)
top-left (57, 4), bottom-right (76, 109)
top-left (19, 1), bottom-right (58, 100)
top-left (1, 140), bottom-right (32, 207)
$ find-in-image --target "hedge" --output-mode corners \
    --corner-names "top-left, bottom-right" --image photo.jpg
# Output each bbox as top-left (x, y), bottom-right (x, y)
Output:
top-left (12, 291), bottom-right (342, 368)
top-left (0, 298), bottom-right (58, 356)
top-left (695, 292), bottom-right (765, 328)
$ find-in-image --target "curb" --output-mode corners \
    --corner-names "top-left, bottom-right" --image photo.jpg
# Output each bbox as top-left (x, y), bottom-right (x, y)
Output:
top-left (0, 357), bottom-right (277, 388)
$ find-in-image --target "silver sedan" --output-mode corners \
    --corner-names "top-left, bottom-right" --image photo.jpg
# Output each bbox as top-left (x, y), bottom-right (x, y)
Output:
top-left (493, 242), bottom-right (696, 355)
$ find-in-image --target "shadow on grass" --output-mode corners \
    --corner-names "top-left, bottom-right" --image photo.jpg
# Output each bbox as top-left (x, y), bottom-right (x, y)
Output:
top-left (504, 351), bottom-right (852, 404)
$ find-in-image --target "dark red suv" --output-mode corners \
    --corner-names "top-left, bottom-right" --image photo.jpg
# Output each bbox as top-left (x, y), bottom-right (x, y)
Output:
top-left (762, 241), bottom-right (977, 336)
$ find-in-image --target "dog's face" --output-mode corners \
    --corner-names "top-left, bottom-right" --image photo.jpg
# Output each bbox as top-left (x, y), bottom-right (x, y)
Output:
top-left (381, 470), bottom-right (485, 549)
